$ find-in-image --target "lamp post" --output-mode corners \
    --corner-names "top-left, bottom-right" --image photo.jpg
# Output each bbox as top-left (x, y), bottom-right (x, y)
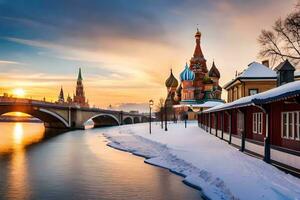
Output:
top-left (184, 112), bottom-right (187, 128)
top-left (149, 99), bottom-right (154, 134)
top-left (160, 106), bottom-right (163, 129)
top-left (164, 104), bottom-right (168, 131)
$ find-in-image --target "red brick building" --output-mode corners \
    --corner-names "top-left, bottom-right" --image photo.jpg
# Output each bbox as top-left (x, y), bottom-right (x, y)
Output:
top-left (198, 60), bottom-right (300, 173)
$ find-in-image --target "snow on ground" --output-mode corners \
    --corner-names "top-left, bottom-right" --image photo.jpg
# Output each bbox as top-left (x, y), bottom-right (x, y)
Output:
top-left (101, 122), bottom-right (300, 200)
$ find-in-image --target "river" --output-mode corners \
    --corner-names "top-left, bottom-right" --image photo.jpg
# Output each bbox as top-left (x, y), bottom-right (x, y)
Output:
top-left (0, 122), bottom-right (203, 200)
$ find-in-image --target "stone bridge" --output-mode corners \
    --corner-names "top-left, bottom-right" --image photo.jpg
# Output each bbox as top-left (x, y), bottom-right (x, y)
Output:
top-left (0, 97), bottom-right (150, 130)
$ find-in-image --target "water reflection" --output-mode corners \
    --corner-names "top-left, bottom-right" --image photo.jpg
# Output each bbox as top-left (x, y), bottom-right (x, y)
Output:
top-left (0, 122), bottom-right (45, 154)
top-left (13, 123), bottom-right (24, 145)
top-left (0, 122), bottom-right (45, 200)
top-left (0, 123), bottom-right (202, 200)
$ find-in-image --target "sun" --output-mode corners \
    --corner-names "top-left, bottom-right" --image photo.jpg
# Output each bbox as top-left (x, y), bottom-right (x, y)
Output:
top-left (13, 88), bottom-right (26, 97)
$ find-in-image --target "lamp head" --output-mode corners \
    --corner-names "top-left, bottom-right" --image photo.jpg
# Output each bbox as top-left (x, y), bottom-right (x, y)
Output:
top-left (149, 99), bottom-right (154, 108)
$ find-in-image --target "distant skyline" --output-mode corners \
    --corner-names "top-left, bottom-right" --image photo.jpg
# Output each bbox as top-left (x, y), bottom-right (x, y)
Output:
top-left (0, 0), bottom-right (297, 109)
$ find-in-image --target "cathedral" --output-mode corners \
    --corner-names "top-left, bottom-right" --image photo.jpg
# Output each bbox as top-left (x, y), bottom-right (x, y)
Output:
top-left (56, 68), bottom-right (89, 107)
top-left (165, 29), bottom-right (224, 120)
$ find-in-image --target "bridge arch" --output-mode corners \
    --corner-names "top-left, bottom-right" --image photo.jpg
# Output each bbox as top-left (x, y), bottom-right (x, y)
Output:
top-left (141, 116), bottom-right (149, 123)
top-left (133, 117), bottom-right (140, 123)
top-left (87, 113), bottom-right (120, 128)
top-left (0, 107), bottom-right (69, 129)
top-left (39, 108), bottom-right (69, 127)
top-left (123, 117), bottom-right (133, 124)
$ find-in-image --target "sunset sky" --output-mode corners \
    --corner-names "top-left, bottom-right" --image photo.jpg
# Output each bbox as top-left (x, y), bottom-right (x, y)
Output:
top-left (0, 0), bottom-right (297, 110)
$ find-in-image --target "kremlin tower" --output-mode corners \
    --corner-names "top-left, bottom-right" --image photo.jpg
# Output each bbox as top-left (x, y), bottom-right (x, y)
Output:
top-left (57, 86), bottom-right (65, 103)
top-left (56, 68), bottom-right (89, 107)
top-left (73, 68), bottom-right (89, 107)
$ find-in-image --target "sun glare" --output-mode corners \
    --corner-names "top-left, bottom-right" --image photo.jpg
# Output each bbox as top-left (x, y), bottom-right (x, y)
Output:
top-left (13, 88), bottom-right (25, 98)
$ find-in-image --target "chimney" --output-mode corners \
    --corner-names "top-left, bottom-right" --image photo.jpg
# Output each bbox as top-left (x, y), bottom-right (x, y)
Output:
top-left (262, 60), bottom-right (269, 68)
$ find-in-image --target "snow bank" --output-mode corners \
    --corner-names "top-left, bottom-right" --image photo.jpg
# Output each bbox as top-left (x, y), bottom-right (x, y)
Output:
top-left (102, 122), bottom-right (300, 200)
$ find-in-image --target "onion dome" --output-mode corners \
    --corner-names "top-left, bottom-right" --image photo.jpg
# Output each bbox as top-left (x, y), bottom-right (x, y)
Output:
top-left (208, 61), bottom-right (220, 78)
top-left (165, 69), bottom-right (179, 88)
top-left (180, 63), bottom-right (195, 81)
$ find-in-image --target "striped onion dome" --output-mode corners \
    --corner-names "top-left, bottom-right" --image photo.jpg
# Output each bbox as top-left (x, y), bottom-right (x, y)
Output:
top-left (165, 69), bottom-right (179, 88)
top-left (180, 63), bottom-right (195, 81)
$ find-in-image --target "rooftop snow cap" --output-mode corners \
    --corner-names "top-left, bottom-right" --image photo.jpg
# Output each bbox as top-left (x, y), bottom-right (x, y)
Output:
top-left (239, 62), bottom-right (276, 78)
top-left (165, 69), bottom-right (179, 88)
top-left (208, 61), bottom-right (220, 78)
top-left (180, 63), bottom-right (195, 81)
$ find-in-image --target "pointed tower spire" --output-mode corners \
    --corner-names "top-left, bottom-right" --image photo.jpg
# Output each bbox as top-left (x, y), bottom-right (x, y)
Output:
top-left (74, 68), bottom-right (89, 107)
top-left (193, 28), bottom-right (204, 58)
top-left (78, 67), bottom-right (83, 81)
top-left (58, 86), bottom-right (65, 103)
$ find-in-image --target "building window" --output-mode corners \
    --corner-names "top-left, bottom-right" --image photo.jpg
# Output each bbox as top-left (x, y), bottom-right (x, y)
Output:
top-left (253, 112), bottom-right (263, 134)
top-left (249, 89), bottom-right (258, 96)
top-left (281, 111), bottom-right (300, 140)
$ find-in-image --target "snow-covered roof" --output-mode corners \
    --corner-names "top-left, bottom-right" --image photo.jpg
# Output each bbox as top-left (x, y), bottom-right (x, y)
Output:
top-left (294, 71), bottom-right (300, 77)
top-left (223, 62), bottom-right (276, 89)
top-left (173, 100), bottom-right (224, 108)
top-left (239, 62), bottom-right (276, 78)
top-left (204, 80), bottom-right (300, 113)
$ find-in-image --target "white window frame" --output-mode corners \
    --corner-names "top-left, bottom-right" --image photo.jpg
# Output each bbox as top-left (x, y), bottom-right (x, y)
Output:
top-left (281, 111), bottom-right (300, 140)
top-left (253, 112), bottom-right (263, 135)
top-left (258, 113), bottom-right (263, 134)
top-left (253, 113), bottom-right (257, 133)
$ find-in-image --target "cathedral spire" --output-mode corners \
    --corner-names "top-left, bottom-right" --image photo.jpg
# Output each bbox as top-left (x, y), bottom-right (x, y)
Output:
top-left (78, 67), bottom-right (83, 81)
top-left (193, 28), bottom-right (204, 58)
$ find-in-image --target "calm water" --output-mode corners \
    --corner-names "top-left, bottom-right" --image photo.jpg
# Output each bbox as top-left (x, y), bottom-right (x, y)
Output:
top-left (0, 122), bottom-right (203, 200)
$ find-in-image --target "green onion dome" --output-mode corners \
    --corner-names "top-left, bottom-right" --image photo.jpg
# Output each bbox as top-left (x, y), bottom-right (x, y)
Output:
top-left (165, 69), bottom-right (179, 88)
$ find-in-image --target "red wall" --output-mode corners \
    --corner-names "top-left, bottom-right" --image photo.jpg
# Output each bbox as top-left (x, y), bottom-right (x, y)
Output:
top-left (245, 106), bottom-right (266, 142)
top-left (217, 112), bottom-right (222, 130)
top-left (210, 113), bottom-right (215, 129)
top-left (231, 110), bottom-right (237, 135)
top-left (224, 112), bottom-right (229, 133)
top-left (270, 101), bottom-right (300, 151)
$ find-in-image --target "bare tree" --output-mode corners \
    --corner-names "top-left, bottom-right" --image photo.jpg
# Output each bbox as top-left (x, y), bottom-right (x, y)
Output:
top-left (258, 2), bottom-right (300, 67)
top-left (155, 97), bottom-right (165, 112)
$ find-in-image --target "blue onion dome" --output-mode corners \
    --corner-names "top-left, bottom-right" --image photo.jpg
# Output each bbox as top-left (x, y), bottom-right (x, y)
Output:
top-left (165, 69), bottom-right (179, 88)
top-left (180, 63), bottom-right (195, 81)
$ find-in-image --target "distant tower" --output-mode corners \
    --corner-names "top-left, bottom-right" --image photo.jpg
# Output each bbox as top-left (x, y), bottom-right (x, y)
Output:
top-left (58, 86), bottom-right (65, 103)
top-left (67, 93), bottom-right (72, 104)
top-left (73, 68), bottom-right (89, 107)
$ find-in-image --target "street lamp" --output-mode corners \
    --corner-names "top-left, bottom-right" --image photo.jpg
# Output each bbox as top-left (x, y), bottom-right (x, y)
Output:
top-left (149, 99), bottom-right (154, 134)
top-left (160, 106), bottom-right (163, 129)
top-left (184, 112), bottom-right (187, 128)
top-left (164, 104), bottom-right (168, 131)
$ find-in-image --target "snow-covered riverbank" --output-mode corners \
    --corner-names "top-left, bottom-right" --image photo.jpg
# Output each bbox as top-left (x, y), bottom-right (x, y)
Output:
top-left (102, 122), bottom-right (300, 200)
